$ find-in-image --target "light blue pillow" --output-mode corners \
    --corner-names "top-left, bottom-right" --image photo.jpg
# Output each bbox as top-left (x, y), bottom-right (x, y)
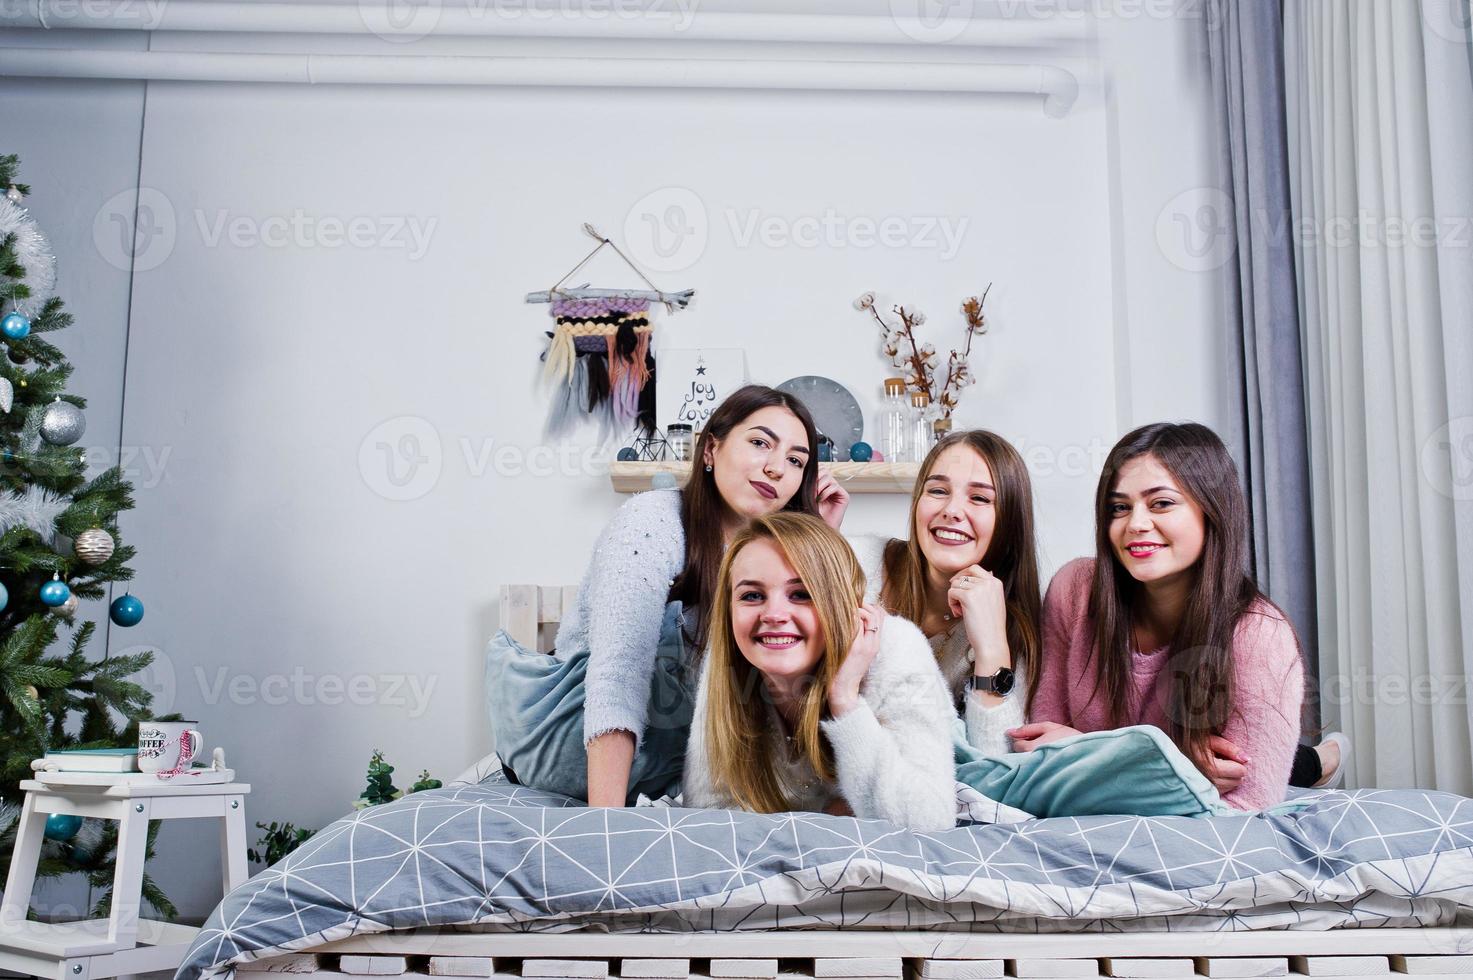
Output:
top-left (954, 724), bottom-right (1233, 819)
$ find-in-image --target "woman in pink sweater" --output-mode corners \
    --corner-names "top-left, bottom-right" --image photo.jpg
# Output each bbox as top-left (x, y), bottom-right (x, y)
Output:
top-left (1010, 422), bottom-right (1306, 811)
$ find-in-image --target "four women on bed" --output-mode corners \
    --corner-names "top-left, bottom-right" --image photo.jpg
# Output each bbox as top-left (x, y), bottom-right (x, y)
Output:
top-left (498, 383), bottom-right (1335, 823)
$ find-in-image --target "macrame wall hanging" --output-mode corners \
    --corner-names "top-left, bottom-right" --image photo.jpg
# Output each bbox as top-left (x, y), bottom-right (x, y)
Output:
top-left (526, 224), bottom-right (694, 441)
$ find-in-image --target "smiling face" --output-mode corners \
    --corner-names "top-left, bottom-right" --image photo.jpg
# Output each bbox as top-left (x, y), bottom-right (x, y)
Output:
top-left (914, 445), bottom-right (997, 579)
top-left (704, 405), bottom-right (811, 523)
top-left (1107, 453), bottom-right (1207, 588)
top-left (728, 537), bottom-right (825, 683)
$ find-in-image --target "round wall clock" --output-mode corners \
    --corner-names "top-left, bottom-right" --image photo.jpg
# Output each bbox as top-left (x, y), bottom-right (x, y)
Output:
top-left (776, 375), bottom-right (865, 462)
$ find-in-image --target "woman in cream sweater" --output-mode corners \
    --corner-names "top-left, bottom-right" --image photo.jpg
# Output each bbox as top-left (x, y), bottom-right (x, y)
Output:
top-left (681, 512), bottom-right (956, 832)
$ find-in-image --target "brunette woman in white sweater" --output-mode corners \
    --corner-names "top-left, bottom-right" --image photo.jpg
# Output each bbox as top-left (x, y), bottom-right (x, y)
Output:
top-left (847, 431), bottom-right (1043, 758)
top-left (682, 512), bottom-right (956, 832)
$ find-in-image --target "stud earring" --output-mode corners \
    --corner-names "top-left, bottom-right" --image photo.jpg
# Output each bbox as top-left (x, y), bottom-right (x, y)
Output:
top-left (705, 464), bottom-right (713, 472)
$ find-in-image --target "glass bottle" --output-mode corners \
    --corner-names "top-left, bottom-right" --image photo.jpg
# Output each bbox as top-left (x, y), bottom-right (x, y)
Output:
top-left (877, 378), bottom-right (910, 464)
top-left (666, 424), bottom-right (693, 462)
top-left (910, 391), bottom-right (934, 462)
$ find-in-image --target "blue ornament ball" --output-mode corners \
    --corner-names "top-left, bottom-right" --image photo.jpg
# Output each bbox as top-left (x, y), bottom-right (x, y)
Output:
top-left (651, 470), bottom-right (679, 490)
top-left (45, 813), bottom-right (83, 842)
top-left (616, 447), bottom-right (638, 462)
top-left (0, 581), bottom-right (8, 613)
top-left (110, 593), bottom-right (145, 627)
top-left (1, 311), bottom-right (30, 340)
top-left (849, 441), bottom-right (874, 462)
top-left (39, 578), bottom-right (70, 607)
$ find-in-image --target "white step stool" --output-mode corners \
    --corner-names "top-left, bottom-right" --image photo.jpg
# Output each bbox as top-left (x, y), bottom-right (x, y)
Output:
top-left (0, 766), bottom-right (251, 980)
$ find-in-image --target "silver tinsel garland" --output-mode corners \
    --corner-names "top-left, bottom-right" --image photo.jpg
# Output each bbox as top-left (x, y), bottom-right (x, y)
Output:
top-left (0, 195), bottom-right (58, 318)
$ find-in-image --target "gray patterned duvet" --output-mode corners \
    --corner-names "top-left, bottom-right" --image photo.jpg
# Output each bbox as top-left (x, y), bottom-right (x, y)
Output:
top-left (176, 773), bottom-right (1473, 980)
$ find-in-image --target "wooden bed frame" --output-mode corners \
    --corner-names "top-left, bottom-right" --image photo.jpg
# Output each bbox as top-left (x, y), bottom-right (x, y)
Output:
top-left (260, 586), bottom-right (1473, 980)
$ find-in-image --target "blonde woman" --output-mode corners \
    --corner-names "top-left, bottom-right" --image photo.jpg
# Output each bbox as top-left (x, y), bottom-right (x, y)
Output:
top-left (681, 512), bottom-right (956, 831)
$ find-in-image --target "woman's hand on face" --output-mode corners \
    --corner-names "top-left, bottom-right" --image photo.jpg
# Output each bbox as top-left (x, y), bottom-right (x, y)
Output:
top-left (1008, 721), bottom-right (1081, 752)
top-left (949, 565), bottom-right (1010, 666)
top-left (815, 472), bottom-right (850, 530)
top-left (828, 603), bottom-right (885, 718)
top-left (1206, 735), bottom-right (1249, 795)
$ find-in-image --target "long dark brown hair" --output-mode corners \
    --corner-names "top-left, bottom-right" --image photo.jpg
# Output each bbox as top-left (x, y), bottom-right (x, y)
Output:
top-left (669, 384), bottom-right (821, 648)
top-left (880, 429), bottom-right (1043, 708)
top-left (1088, 422), bottom-right (1289, 773)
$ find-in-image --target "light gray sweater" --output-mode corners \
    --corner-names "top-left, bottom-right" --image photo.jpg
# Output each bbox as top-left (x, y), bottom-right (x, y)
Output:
top-left (682, 613), bottom-right (958, 831)
top-left (553, 488), bottom-right (686, 748)
top-left (846, 534), bottom-right (1025, 757)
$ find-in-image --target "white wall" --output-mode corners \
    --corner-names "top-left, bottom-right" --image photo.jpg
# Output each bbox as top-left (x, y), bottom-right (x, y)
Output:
top-left (0, 2), bottom-right (1226, 923)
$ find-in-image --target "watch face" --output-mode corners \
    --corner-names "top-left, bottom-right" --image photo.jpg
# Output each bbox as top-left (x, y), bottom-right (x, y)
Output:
top-left (993, 667), bottom-right (1016, 696)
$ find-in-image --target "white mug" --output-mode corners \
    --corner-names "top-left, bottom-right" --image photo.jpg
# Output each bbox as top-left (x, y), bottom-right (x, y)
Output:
top-left (138, 720), bottom-right (202, 774)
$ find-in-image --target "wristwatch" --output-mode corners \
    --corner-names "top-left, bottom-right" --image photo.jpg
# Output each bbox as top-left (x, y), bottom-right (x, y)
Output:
top-left (968, 667), bottom-right (1015, 697)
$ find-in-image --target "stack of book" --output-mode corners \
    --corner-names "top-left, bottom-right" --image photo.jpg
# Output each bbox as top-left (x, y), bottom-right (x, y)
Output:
top-left (38, 747), bottom-right (140, 772)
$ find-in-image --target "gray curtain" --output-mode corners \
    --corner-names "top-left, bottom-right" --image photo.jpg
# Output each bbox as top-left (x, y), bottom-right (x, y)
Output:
top-left (1202, 0), bottom-right (1320, 715)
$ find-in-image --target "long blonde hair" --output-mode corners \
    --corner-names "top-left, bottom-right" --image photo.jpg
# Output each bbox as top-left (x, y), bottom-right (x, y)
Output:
top-left (705, 512), bottom-right (864, 813)
top-left (880, 429), bottom-right (1043, 710)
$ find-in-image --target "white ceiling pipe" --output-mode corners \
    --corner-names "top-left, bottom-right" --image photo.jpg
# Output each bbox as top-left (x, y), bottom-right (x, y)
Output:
top-left (0, 47), bottom-right (1080, 115)
top-left (1, 0), bottom-right (1088, 47)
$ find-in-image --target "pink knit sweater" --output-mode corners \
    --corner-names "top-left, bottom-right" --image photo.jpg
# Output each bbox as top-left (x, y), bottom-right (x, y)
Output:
top-left (1031, 558), bottom-right (1305, 811)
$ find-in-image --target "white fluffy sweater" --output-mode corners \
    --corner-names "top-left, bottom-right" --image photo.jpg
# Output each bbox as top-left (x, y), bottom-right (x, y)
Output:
top-left (682, 613), bottom-right (957, 832)
top-left (845, 534), bottom-right (1026, 757)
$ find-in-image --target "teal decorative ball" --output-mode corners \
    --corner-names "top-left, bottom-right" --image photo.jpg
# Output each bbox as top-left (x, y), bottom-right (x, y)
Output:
top-left (1, 311), bottom-right (31, 340)
top-left (44, 813), bottom-right (83, 842)
top-left (110, 593), bottom-right (145, 627)
top-left (849, 441), bottom-right (874, 462)
top-left (39, 577), bottom-right (70, 606)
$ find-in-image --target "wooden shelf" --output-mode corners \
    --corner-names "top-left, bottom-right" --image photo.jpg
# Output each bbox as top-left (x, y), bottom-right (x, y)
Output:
top-left (610, 461), bottom-right (920, 494)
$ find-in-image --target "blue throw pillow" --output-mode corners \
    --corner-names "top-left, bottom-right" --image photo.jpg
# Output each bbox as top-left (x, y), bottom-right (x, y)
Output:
top-left (954, 724), bottom-right (1232, 819)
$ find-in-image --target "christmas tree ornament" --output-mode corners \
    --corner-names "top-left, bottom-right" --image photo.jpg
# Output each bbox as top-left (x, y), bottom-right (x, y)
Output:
top-left (0, 376), bottom-right (12, 413)
top-left (0, 194), bottom-right (57, 317)
top-left (8, 348), bottom-right (27, 365)
top-left (651, 470), bottom-right (679, 490)
top-left (40, 398), bottom-right (85, 445)
top-left (53, 594), bottom-right (79, 619)
top-left (40, 574), bottom-right (70, 606)
top-left (24, 684), bottom-right (37, 700)
top-left (44, 812), bottom-right (83, 842)
top-left (0, 580), bottom-right (8, 612)
top-left (74, 528), bottom-right (116, 565)
top-left (5, 185), bottom-right (22, 203)
top-left (110, 592), bottom-right (145, 626)
top-left (527, 225), bottom-right (694, 441)
top-left (1, 311), bottom-right (30, 340)
top-left (849, 441), bottom-right (874, 462)
top-left (615, 447), bottom-right (638, 462)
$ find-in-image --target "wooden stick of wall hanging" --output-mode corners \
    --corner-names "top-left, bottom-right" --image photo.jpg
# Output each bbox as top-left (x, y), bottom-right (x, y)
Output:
top-left (526, 224), bottom-right (695, 440)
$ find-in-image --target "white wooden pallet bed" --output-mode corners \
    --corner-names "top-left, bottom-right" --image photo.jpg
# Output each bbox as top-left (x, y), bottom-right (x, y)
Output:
top-left (219, 586), bottom-right (1473, 980)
